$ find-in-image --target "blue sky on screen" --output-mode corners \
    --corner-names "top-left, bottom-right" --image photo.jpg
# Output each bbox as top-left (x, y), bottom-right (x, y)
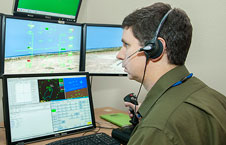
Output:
top-left (86, 26), bottom-right (123, 50)
top-left (5, 18), bottom-right (81, 58)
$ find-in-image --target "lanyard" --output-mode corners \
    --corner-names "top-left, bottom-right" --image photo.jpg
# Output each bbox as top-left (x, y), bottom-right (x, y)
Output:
top-left (171, 73), bottom-right (193, 87)
top-left (137, 73), bottom-right (193, 119)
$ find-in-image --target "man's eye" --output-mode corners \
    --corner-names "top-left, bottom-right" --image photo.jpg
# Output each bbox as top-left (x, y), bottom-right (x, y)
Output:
top-left (123, 43), bottom-right (129, 48)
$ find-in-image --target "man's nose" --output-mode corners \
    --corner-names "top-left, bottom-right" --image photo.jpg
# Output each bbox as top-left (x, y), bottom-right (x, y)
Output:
top-left (116, 47), bottom-right (126, 60)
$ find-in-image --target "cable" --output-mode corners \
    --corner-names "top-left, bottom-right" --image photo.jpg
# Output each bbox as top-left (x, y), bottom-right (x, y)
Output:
top-left (98, 126), bottom-right (116, 130)
top-left (96, 121), bottom-right (117, 130)
top-left (82, 122), bottom-right (101, 136)
top-left (134, 54), bottom-right (149, 113)
top-left (136, 55), bottom-right (148, 98)
top-left (82, 121), bottom-right (116, 136)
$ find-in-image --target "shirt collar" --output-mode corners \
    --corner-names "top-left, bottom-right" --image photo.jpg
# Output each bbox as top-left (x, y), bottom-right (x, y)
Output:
top-left (138, 65), bottom-right (190, 117)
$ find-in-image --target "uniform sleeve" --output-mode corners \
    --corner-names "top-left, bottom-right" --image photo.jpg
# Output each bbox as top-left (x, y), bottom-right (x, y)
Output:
top-left (127, 127), bottom-right (175, 145)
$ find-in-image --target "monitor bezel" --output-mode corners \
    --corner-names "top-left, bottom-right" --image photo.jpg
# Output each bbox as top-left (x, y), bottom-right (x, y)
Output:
top-left (2, 72), bottom-right (96, 145)
top-left (13, 0), bottom-right (82, 23)
top-left (2, 14), bottom-right (83, 75)
top-left (82, 23), bottom-right (127, 76)
top-left (0, 13), bottom-right (4, 76)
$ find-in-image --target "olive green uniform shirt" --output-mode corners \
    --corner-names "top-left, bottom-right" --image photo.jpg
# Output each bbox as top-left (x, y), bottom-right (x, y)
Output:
top-left (128, 65), bottom-right (226, 145)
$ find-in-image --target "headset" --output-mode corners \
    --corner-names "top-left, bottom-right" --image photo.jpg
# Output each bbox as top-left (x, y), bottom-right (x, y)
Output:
top-left (123, 9), bottom-right (174, 127)
top-left (139, 9), bottom-right (173, 61)
top-left (117, 9), bottom-right (173, 66)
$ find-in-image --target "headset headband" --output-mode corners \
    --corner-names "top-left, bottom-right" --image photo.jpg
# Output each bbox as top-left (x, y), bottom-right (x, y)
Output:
top-left (153, 9), bottom-right (173, 41)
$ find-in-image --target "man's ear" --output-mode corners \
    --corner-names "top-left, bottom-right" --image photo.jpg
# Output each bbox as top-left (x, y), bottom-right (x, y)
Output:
top-left (150, 37), bottom-right (166, 62)
top-left (158, 37), bottom-right (166, 49)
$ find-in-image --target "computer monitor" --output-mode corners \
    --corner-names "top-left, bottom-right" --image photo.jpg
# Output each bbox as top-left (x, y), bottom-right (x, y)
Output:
top-left (82, 24), bottom-right (126, 76)
top-left (3, 15), bottom-right (82, 74)
top-left (13, 0), bottom-right (82, 22)
top-left (2, 72), bottom-right (96, 145)
top-left (0, 14), bottom-right (4, 76)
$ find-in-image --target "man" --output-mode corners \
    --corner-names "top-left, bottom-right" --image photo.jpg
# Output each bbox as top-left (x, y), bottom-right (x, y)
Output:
top-left (116, 2), bottom-right (226, 145)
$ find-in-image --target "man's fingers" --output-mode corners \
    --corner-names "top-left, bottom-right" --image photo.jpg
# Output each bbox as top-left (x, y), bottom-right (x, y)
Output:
top-left (124, 102), bottom-right (136, 110)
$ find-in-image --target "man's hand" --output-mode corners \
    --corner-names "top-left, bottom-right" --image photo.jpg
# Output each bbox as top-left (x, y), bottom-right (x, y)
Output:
top-left (124, 102), bottom-right (141, 119)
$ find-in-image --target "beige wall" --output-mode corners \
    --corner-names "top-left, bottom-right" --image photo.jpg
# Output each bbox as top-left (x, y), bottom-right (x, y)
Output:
top-left (0, 0), bottom-right (226, 122)
top-left (0, 79), bottom-right (2, 122)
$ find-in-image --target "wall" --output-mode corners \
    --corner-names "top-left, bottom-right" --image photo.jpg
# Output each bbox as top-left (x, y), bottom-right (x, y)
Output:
top-left (0, 0), bottom-right (226, 123)
top-left (79, 0), bottom-right (226, 96)
top-left (0, 79), bottom-right (3, 122)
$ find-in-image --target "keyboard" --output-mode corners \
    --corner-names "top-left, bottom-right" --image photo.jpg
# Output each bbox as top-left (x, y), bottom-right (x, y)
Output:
top-left (46, 132), bottom-right (120, 145)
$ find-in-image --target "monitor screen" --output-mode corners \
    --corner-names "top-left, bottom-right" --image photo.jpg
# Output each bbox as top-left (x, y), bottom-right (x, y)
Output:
top-left (2, 72), bottom-right (95, 144)
top-left (82, 24), bottom-right (126, 76)
top-left (13, 0), bottom-right (82, 22)
top-left (3, 16), bottom-right (82, 74)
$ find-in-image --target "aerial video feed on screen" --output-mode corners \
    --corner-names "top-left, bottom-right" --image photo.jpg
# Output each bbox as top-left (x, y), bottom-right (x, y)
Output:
top-left (4, 17), bottom-right (82, 74)
top-left (85, 25), bottom-right (125, 75)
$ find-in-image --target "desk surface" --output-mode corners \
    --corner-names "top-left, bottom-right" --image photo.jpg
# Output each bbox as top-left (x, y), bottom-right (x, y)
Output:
top-left (0, 107), bottom-right (127, 145)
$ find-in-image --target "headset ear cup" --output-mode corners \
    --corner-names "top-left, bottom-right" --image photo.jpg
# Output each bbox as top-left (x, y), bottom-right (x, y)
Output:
top-left (140, 39), bottom-right (164, 61)
top-left (150, 39), bottom-right (164, 62)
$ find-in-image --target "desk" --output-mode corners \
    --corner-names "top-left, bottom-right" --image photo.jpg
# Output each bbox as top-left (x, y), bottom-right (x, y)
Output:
top-left (0, 107), bottom-right (127, 145)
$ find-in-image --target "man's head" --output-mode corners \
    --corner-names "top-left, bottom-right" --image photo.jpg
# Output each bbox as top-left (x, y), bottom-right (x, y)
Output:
top-left (121, 2), bottom-right (192, 65)
top-left (117, 2), bottom-right (192, 82)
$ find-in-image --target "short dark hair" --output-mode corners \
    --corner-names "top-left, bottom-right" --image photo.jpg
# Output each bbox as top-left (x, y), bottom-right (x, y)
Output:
top-left (122, 2), bottom-right (193, 65)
